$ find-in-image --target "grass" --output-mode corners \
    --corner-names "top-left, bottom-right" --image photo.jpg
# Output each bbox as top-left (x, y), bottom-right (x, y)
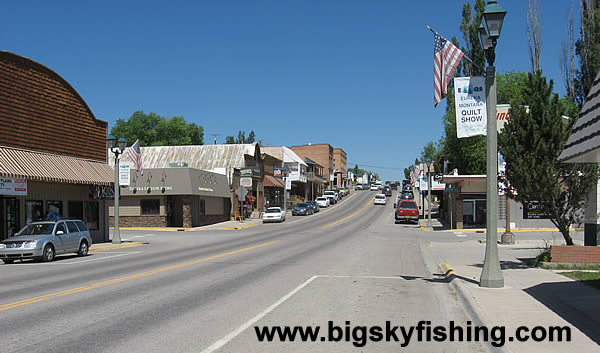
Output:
top-left (540, 263), bottom-right (600, 270)
top-left (560, 271), bottom-right (600, 290)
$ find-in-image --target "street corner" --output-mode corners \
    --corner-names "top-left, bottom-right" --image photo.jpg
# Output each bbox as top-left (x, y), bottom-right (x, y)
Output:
top-left (438, 263), bottom-right (456, 279)
top-left (90, 241), bottom-right (144, 252)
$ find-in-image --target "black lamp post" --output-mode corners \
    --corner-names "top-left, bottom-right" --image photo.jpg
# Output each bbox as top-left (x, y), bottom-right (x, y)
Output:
top-left (478, 0), bottom-right (506, 289)
top-left (106, 135), bottom-right (127, 244)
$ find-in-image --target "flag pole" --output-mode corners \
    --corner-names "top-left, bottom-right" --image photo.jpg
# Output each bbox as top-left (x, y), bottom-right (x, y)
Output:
top-left (427, 25), bottom-right (483, 72)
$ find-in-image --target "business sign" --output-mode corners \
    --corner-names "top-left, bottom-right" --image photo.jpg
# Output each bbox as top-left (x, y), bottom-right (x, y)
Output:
top-left (523, 201), bottom-right (551, 219)
top-left (454, 77), bottom-right (487, 138)
top-left (0, 178), bottom-right (27, 196)
top-left (240, 177), bottom-right (252, 188)
top-left (119, 162), bottom-right (130, 186)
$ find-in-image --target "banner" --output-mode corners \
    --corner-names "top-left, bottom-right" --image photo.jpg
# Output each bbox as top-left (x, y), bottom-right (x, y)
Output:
top-left (0, 178), bottom-right (27, 196)
top-left (454, 77), bottom-right (487, 138)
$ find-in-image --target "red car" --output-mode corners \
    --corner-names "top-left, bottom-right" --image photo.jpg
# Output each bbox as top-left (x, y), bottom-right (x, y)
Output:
top-left (395, 200), bottom-right (419, 224)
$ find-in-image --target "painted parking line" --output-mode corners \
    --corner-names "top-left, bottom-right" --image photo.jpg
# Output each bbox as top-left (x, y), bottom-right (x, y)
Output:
top-left (53, 252), bottom-right (141, 265)
top-left (0, 240), bottom-right (278, 312)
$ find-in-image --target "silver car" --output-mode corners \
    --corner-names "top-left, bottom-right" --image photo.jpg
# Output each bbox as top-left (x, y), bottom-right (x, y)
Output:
top-left (0, 220), bottom-right (92, 263)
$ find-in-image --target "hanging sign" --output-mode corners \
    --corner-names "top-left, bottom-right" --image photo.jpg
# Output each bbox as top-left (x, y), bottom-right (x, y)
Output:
top-left (0, 178), bottom-right (27, 195)
top-left (240, 177), bottom-right (252, 188)
top-left (454, 76), bottom-right (487, 138)
top-left (119, 162), bottom-right (131, 186)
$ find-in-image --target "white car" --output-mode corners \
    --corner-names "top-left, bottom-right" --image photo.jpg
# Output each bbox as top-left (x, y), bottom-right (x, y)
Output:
top-left (315, 197), bottom-right (330, 207)
top-left (370, 184), bottom-right (379, 191)
top-left (374, 193), bottom-right (387, 205)
top-left (262, 207), bottom-right (286, 223)
top-left (323, 190), bottom-right (338, 204)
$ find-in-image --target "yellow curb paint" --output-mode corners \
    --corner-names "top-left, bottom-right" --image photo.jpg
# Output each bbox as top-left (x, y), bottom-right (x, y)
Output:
top-left (90, 242), bottom-right (143, 252)
top-left (0, 240), bottom-right (278, 312)
top-left (428, 242), bottom-right (433, 247)
top-left (321, 197), bottom-right (375, 229)
top-left (439, 263), bottom-right (456, 276)
top-left (120, 227), bottom-right (188, 232)
top-left (220, 223), bottom-right (258, 230)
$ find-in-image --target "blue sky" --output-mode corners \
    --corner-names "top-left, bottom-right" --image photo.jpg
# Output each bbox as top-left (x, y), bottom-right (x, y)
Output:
top-left (1, 1), bottom-right (578, 182)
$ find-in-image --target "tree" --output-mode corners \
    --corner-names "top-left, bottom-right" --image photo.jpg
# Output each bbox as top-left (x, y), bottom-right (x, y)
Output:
top-left (498, 71), bottom-right (599, 245)
top-left (247, 130), bottom-right (256, 143)
top-left (527, 0), bottom-right (542, 72)
top-left (404, 167), bottom-right (411, 180)
top-left (575, 1), bottom-right (600, 106)
top-left (224, 136), bottom-right (235, 144)
top-left (560, 1), bottom-right (576, 100)
top-left (225, 130), bottom-right (258, 144)
top-left (110, 111), bottom-right (204, 146)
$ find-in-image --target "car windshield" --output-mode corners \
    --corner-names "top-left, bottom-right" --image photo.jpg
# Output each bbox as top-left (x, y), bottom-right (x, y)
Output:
top-left (376, 195), bottom-right (386, 199)
top-left (316, 198), bottom-right (326, 201)
top-left (266, 208), bottom-right (281, 213)
top-left (17, 223), bottom-right (54, 235)
top-left (324, 191), bottom-right (334, 195)
top-left (399, 201), bottom-right (417, 209)
top-left (296, 203), bottom-right (307, 208)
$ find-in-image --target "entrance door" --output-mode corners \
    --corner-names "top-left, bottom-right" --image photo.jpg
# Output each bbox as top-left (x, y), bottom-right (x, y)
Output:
top-left (1, 198), bottom-right (20, 240)
top-left (462, 199), bottom-right (486, 227)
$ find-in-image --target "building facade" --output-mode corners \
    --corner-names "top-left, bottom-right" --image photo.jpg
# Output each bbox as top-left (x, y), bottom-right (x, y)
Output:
top-left (290, 144), bottom-right (334, 188)
top-left (0, 51), bottom-right (112, 243)
top-left (333, 148), bottom-right (347, 187)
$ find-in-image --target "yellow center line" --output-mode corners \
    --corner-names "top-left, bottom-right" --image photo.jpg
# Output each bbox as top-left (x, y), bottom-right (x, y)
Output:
top-left (321, 196), bottom-right (375, 229)
top-left (0, 241), bottom-right (278, 312)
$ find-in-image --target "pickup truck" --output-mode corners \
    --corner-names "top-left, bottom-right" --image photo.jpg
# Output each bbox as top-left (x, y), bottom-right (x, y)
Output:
top-left (395, 200), bottom-right (419, 224)
top-left (323, 190), bottom-right (338, 204)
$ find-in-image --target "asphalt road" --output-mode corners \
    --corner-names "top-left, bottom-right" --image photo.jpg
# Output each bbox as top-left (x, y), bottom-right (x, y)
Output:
top-left (0, 190), bottom-right (485, 352)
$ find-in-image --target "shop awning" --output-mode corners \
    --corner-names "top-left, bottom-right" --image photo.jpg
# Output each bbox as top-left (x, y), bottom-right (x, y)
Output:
top-left (0, 146), bottom-right (114, 185)
top-left (263, 175), bottom-right (284, 188)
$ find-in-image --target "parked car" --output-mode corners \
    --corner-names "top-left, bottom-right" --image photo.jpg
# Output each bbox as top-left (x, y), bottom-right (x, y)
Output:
top-left (323, 190), bottom-right (338, 204)
top-left (292, 203), bottom-right (312, 216)
top-left (402, 184), bottom-right (413, 192)
top-left (370, 184), bottom-right (379, 191)
top-left (262, 207), bottom-right (286, 223)
top-left (383, 185), bottom-right (392, 197)
top-left (0, 220), bottom-right (92, 263)
top-left (374, 193), bottom-right (387, 205)
top-left (395, 200), bottom-right (419, 223)
top-left (355, 184), bottom-right (363, 190)
top-left (315, 197), bottom-right (330, 207)
top-left (306, 200), bottom-right (320, 213)
top-left (397, 191), bottom-right (414, 202)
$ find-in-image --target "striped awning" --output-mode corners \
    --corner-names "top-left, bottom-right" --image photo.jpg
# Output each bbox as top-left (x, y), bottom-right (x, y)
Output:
top-left (0, 146), bottom-right (114, 185)
top-left (263, 174), bottom-right (285, 188)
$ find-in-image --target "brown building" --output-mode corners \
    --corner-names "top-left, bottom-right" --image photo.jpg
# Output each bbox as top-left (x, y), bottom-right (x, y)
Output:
top-left (0, 51), bottom-right (113, 243)
top-left (290, 144), bottom-right (334, 185)
top-left (333, 148), bottom-right (348, 187)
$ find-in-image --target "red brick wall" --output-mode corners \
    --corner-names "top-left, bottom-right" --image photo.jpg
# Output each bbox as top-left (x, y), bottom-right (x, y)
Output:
top-left (0, 52), bottom-right (108, 162)
top-left (551, 246), bottom-right (600, 263)
top-left (290, 144), bottom-right (333, 174)
top-left (110, 216), bottom-right (167, 228)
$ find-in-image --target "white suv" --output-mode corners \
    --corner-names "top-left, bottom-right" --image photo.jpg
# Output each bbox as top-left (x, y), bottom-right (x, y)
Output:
top-left (323, 190), bottom-right (338, 204)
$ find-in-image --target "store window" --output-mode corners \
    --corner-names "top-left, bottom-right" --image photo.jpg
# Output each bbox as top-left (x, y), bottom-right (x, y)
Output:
top-left (46, 200), bottom-right (63, 220)
top-left (199, 199), bottom-right (206, 216)
top-left (84, 201), bottom-right (99, 230)
top-left (26, 200), bottom-right (44, 224)
top-left (68, 201), bottom-right (84, 220)
top-left (141, 199), bottom-right (160, 215)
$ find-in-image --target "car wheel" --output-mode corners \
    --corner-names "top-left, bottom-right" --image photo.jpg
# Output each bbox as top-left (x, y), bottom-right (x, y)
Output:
top-left (42, 244), bottom-right (55, 262)
top-left (2, 259), bottom-right (14, 264)
top-left (78, 241), bottom-right (89, 257)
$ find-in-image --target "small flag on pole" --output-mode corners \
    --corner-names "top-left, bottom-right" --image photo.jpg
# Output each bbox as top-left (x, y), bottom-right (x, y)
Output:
top-left (433, 32), bottom-right (464, 107)
top-left (128, 139), bottom-right (144, 176)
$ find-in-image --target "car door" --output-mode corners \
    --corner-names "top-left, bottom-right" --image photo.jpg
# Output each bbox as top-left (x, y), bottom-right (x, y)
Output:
top-left (65, 221), bottom-right (80, 251)
top-left (53, 222), bottom-right (68, 253)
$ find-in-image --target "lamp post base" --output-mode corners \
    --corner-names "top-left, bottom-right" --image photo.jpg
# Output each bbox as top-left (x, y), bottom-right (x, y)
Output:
top-left (480, 277), bottom-right (504, 288)
top-left (501, 232), bottom-right (515, 245)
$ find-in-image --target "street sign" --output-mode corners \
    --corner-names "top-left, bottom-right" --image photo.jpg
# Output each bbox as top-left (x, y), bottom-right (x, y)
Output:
top-left (119, 162), bottom-right (130, 186)
top-left (240, 177), bottom-right (252, 188)
top-left (235, 185), bottom-right (248, 200)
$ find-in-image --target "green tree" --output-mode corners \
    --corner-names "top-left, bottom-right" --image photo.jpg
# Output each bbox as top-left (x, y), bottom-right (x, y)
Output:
top-left (225, 136), bottom-right (235, 144)
top-left (575, 1), bottom-right (600, 106)
top-left (247, 130), bottom-right (256, 143)
top-left (110, 111), bottom-right (204, 146)
top-left (498, 72), bottom-right (599, 245)
top-left (225, 130), bottom-right (258, 144)
top-left (404, 167), bottom-right (411, 180)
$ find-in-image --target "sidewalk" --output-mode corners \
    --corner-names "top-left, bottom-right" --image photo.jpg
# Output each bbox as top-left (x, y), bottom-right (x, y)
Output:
top-left (118, 218), bottom-right (262, 232)
top-left (426, 238), bottom-right (600, 352)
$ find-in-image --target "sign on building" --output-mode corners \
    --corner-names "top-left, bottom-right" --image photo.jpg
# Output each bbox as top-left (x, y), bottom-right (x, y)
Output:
top-left (454, 77), bottom-right (487, 138)
top-left (0, 177), bottom-right (27, 196)
top-left (119, 162), bottom-right (130, 186)
top-left (240, 177), bottom-right (252, 188)
top-left (523, 201), bottom-right (551, 219)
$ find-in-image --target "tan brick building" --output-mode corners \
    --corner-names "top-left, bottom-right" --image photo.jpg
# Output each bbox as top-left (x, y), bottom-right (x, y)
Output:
top-left (289, 144), bottom-right (334, 178)
top-left (333, 148), bottom-right (347, 187)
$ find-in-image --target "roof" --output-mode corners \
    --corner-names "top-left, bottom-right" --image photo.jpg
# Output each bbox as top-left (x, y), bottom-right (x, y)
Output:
top-left (559, 70), bottom-right (600, 163)
top-left (0, 146), bottom-right (113, 185)
top-left (262, 146), bottom-right (307, 166)
top-left (263, 175), bottom-right (285, 188)
top-left (110, 144), bottom-right (259, 170)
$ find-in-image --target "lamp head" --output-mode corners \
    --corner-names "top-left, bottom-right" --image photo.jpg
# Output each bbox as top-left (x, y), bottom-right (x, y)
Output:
top-left (117, 137), bottom-right (128, 152)
top-left (482, 0), bottom-right (507, 40)
top-left (106, 135), bottom-right (116, 149)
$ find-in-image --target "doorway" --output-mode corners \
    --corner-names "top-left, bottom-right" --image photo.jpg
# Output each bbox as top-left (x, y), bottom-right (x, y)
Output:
top-left (463, 199), bottom-right (486, 228)
top-left (0, 198), bottom-right (20, 240)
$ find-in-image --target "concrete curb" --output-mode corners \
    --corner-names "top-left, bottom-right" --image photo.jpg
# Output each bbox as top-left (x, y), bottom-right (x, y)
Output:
top-left (118, 223), bottom-right (259, 232)
top-left (90, 242), bottom-right (143, 251)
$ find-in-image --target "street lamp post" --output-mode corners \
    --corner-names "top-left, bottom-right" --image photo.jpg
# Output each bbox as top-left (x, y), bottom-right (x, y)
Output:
top-left (427, 161), bottom-right (432, 228)
top-left (106, 135), bottom-right (128, 245)
top-left (478, 0), bottom-right (506, 288)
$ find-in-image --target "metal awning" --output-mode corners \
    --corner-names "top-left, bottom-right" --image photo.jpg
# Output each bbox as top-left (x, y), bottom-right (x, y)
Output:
top-left (263, 175), bottom-right (284, 188)
top-left (0, 146), bottom-right (113, 185)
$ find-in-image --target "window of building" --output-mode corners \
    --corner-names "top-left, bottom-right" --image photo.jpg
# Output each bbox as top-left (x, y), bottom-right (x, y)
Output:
top-left (68, 201), bottom-right (83, 220)
top-left (46, 200), bottom-right (63, 220)
top-left (141, 199), bottom-right (160, 215)
top-left (84, 201), bottom-right (99, 230)
top-left (25, 200), bottom-right (44, 224)
top-left (199, 199), bottom-right (206, 216)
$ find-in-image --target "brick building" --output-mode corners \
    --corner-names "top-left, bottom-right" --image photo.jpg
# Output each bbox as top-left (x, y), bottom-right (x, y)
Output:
top-left (0, 51), bottom-right (113, 243)
top-left (290, 144), bottom-right (334, 187)
top-left (333, 148), bottom-right (347, 187)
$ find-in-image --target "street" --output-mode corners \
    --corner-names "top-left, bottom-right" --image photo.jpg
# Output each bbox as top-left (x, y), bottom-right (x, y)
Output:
top-left (0, 190), bottom-right (485, 352)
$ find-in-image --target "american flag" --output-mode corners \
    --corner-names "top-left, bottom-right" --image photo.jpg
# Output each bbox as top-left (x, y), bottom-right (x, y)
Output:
top-left (433, 32), bottom-right (464, 107)
top-left (128, 139), bottom-right (144, 176)
top-left (410, 165), bottom-right (421, 185)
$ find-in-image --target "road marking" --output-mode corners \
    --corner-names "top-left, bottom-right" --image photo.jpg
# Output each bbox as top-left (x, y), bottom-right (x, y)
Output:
top-left (200, 275), bottom-right (319, 353)
top-left (321, 196), bottom-right (375, 229)
top-left (0, 241), bottom-right (278, 312)
top-left (53, 252), bottom-right (141, 265)
top-left (454, 232), bottom-right (467, 238)
top-left (285, 192), bottom-right (359, 225)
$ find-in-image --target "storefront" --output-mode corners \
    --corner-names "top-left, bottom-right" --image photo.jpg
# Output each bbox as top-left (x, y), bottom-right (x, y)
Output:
top-left (109, 167), bottom-right (230, 228)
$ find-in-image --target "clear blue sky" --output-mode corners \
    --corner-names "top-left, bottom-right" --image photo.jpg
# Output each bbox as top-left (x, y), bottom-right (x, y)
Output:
top-left (1, 1), bottom-right (577, 182)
